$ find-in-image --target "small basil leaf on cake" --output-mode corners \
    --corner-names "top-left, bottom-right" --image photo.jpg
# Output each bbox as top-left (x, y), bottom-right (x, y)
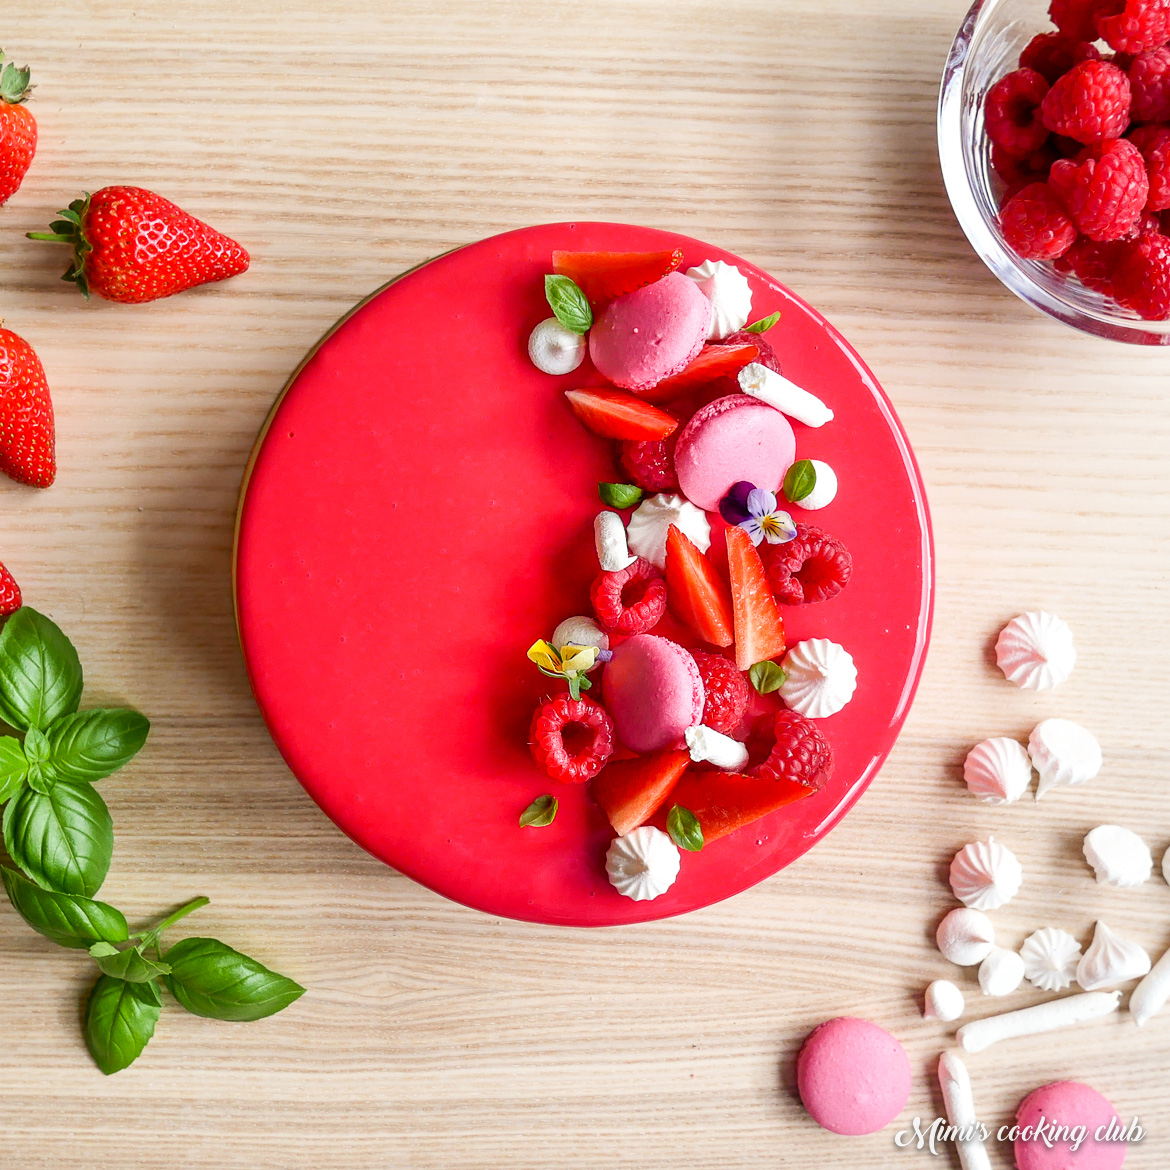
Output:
top-left (46, 708), bottom-right (150, 783)
top-left (598, 482), bottom-right (643, 510)
top-left (1, 865), bottom-right (129, 948)
top-left (544, 274), bottom-right (593, 335)
top-left (0, 607), bottom-right (83, 732)
top-left (519, 794), bottom-right (558, 827)
top-left (88, 941), bottom-right (171, 983)
top-left (667, 804), bottom-right (704, 852)
top-left (783, 459), bottom-right (817, 504)
top-left (163, 937), bottom-right (306, 1022)
top-left (3, 779), bottom-right (114, 896)
top-left (749, 659), bottom-right (787, 695)
top-left (0, 734), bottom-right (27, 802)
top-left (85, 974), bottom-right (162, 1075)
top-left (744, 311), bottom-right (781, 333)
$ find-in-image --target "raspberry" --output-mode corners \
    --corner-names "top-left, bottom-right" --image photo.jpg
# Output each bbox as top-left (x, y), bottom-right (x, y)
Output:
top-left (620, 430), bottom-right (679, 491)
top-left (1049, 138), bottom-right (1149, 238)
top-left (1117, 230), bottom-right (1170, 315)
top-left (1064, 235), bottom-right (1138, 297)
top-left (689, 651), bottom-right (750, 735)
top-left (1129, 123), bottom-right (1170, 207)
top-left (985, 69), bottom-right (1051, 157)
top-left (1129, 48), bottom-right (1170, 121)
top-left (590, 557), bottom-right (667, 634)
top-left (1020, 33), bottom-right (1101, 84)
top-left (992, 143), bottom-right (1058, 191)
top-left (999, 182), bottom-right (1079, 258)
top-left (723, 329), bottom-right (782, 375)
top-left (1095, 0), bottom-right (1170, 54)
top-left (529, 694), bottom-right (614, 783)
top-left (752, 709), bottom-right (833, 790)
top-left (1041, 61), bottom-right (1132, 143)
top-left (1050, 0), bottom-right (1103, 40)
top-left (760, 524), bottom-right (853, 606)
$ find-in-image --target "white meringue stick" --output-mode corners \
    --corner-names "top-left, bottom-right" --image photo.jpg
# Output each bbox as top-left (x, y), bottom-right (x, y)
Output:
top-left (593, 510), bottom-right (636, 572)
top-left (1130, 940), bottom-right (1170, 1027)
top-left (685, 725), bottom-right (749, 771)
top-left (937, 1051), bottom-right (992, 1170)
top-left (956, 991), bottom-right (1121, 1054)
top-left (738, 362), bottom-right (834, 427)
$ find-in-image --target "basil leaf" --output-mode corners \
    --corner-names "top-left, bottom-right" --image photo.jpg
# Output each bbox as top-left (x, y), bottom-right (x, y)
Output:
top-left (1, 865), bottom-right (128, 949)
top-left (667, 804), bottom-right (704, 852)
top-left (89, 941), bottom-right (171, 983)
top-left (46, 708), bottom-right (150, 783)
top-left (0, 607), bottom-right (83, 732)
top-left (164, 938), bottom-right (305, 1022)
top-left (519, 794), bottom-right (558, 827)
top-left (0, 735), bottom-right (27, 803)
top-left (782, 459), bottom-right (817, 504)
top-left (85, 974), bottom-right (162, 1075)
top-left (24, 730), bottom-right (55, 795)
top-left (544, 274), bottom-right (593, 334)
top-left (745, 311), bottom-right (781, 333)
top-left (749, 659), bottom-right (787, 695)
top-left (3, 779), bottom-right (113, 896)
top-left (598, 482), bottom-right (644, 510)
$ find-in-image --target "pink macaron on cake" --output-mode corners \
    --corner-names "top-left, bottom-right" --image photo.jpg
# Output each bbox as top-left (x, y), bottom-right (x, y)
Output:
top-left (523, 245), bottom-right (859, 903)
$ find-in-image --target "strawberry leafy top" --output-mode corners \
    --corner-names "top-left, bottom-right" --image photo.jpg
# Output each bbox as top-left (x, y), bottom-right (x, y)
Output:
top-left (0, 52), bottom-right (32, 105)
top-left (27, 195), bottom-right (95, 299)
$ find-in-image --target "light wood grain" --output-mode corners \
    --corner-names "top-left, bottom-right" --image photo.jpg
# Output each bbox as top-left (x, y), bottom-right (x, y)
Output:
top-left (0, 0), bottom-right (1168, 1165)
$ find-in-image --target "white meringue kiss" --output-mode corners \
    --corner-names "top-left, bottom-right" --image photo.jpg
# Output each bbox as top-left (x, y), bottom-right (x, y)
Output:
top-left (792, 459), bottom-right (837, 510)
top-left (550, 615), bottom-right (609, 671)
top-left (625, 493), bottom-right (710, 569)
top-left (995, 611), bottom-right (1076, 690)
top-left (937, 907), bottom-right (996, 967)
top-left (979, 947), bottom-right (1026, 997)
top-left (1076, 922), bottom-right (1151, 991)
top-left (962, 737), bottom-right (1032, 804)
top-left (949, 837), bottom-right (1023, 911)
top-left (1028, 718), bottom-right (1102, 799)
top-left (527, 317), bottom-right (585, 375)
top-left (685, 259), bottom-right (753, 340)
top-left (924, 979), bottom-right (966, 1022)
top-left (1083, 825), bottom-right (1153, 888)
top-left (605, 826), bottom-right (681, 902)
top-left (1020, 928), bottom-right (1082, 992)
top-left (779, 639), bottom-right (857, 719)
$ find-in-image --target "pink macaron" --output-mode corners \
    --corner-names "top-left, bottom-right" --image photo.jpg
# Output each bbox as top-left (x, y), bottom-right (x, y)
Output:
top-left (1015, 1082), bottom-right (1127, 1170)
top-left (674, 394), bottom-right (796, 512)
top-left (796, 1017), bottom-right (912, 1137)
top-left (602, 633), bottom-right (705, 753)
top-left (589, 272), bottom-right (712, 393)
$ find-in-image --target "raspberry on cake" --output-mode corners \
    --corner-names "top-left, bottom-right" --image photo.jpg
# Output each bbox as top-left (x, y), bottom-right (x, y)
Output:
top-left (529, 694), bottom-right (615, 783)
top-left (590, 556), bottom-right (667, 635)
top-left (620, 431), bottom-right (680, 492)
top-left (689, 651), bottom-right (751, 734)
top-left (762, 523), bottom-right (853, 606)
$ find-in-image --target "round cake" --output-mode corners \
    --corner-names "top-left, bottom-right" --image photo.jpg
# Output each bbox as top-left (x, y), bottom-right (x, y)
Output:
top-left (233, 222), bottom-right (933, 926)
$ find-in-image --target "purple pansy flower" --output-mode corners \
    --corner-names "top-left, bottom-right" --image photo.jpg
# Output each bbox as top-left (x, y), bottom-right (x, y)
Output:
top-left (718, 480), bottom-right (796, 548)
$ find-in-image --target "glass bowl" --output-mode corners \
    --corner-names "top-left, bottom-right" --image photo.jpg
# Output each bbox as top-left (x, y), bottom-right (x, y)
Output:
top-left (938, 0), bottom-right (1170, 345)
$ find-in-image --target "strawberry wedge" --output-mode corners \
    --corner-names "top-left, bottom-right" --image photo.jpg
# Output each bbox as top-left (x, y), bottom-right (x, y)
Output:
top-left (564, 387), bottom-right (678, 441)
top-left (664, 524), bottom-right (734, 647)
top-left (591, 748), bottom-right (691, 836)
top-left (638, 342), bottom-right (759, 402)
top-left (725, 524), bottom-right (786, 670)
top-left (552, 249), bottom-right (684, 305)
top-left (667, 769), bottom-right (816, 843)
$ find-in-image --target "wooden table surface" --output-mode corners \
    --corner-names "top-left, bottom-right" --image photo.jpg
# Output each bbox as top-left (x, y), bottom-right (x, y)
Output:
top-left (1, 1), bottom-right (1167, 1166)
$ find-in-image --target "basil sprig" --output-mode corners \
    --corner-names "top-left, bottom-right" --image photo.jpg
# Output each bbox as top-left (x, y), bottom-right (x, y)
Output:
top-left (0, 606), bottom-right (304, 1074)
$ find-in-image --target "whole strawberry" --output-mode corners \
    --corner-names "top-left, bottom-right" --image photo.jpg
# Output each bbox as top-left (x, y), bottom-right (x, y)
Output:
top-left (28, 186), bottom-right (249, 303)
top-left (0, 561), bottom-right (20, 615)
top-left (0, 51), bottom-right (36, 206)
top-left (0, 325), bottom-right (54, 487)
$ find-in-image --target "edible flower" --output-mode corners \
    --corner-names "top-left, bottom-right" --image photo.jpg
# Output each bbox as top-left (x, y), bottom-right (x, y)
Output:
top-left (527, 639), bottom-right (601, 700)
top-left (718, 480), bottom-right (797, 547)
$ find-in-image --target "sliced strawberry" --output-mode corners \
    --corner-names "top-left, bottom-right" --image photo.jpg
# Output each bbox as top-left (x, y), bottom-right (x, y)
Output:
top-left (591, 748), bottom-right (690, 836)
top-left (667, 769), bottom-right (815, 843)
top-left (725, 524), bottom-right (786, 671)
top-left (638, 343), bottom-right (759, 403)
top-left (552, 249), bottom-right (684, 305)
top-left (564, 387), bottom-right (679, 441)
top-left (0, 562), bottom-right (21, 616)
top-left (664, 524), bottom-right (733, 647)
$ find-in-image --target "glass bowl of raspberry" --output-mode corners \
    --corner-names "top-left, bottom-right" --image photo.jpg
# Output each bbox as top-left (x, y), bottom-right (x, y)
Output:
top-left (939, 0), bottom-right (1170, 344)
